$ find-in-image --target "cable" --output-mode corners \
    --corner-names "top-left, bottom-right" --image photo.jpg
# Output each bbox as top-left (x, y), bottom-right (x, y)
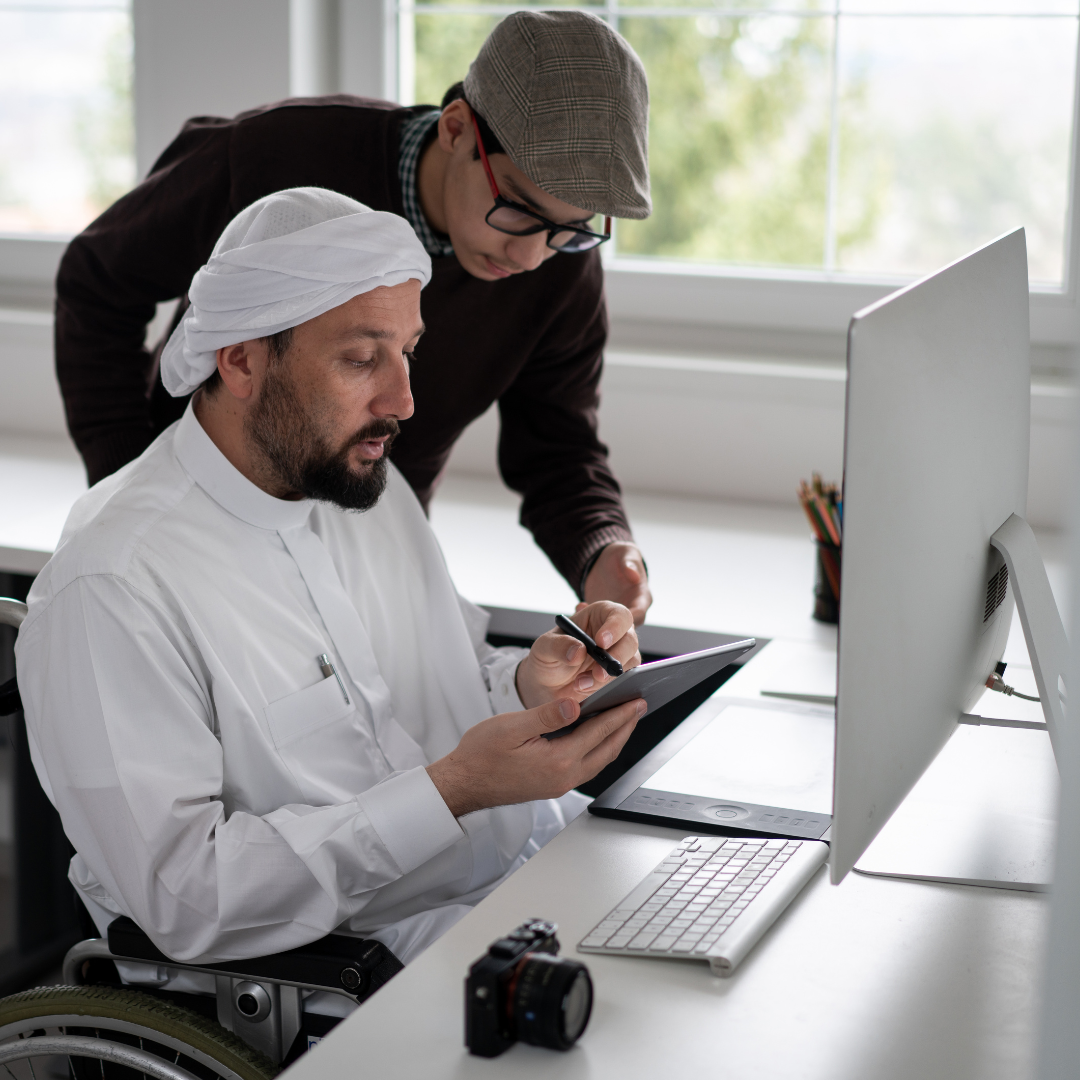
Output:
top-left (985, 663), bottom-right (1040, 703)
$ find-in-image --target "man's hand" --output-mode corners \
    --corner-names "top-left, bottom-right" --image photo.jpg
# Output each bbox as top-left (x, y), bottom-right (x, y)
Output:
top-left (515, 601), bottom-right (640, 709)
top-left (426, 696), bottom-right (646, 817)
top-left (583, 543), bottom-right (652, 625)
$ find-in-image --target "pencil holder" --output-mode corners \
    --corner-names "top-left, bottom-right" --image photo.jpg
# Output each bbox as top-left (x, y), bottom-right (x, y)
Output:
top-left (813, 541), bottom-right (841, 624)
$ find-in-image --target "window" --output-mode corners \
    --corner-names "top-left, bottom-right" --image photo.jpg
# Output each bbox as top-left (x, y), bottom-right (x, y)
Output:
top-left (399, 1), bottom-right (1078, 288)
top-left (0, 0), bottom-right (134, 236)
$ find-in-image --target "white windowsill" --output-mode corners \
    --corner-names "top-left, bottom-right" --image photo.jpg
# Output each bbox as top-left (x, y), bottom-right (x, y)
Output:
top-left (1, 234), bottom-right (1076, 360)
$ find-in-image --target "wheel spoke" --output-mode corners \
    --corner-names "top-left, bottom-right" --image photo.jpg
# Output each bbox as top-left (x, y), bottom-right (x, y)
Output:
top-left (26, 1054), bottom-right (37, 1080)
top-left (3, 1061), bottom-right (19, 1080)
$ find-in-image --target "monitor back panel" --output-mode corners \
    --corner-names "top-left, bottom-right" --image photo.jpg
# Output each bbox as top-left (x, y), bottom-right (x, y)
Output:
top-left (832, 229), bottom-right (1030, 883)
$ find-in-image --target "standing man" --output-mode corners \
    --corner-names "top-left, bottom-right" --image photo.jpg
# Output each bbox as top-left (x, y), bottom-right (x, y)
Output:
top-left (55, 10), bottom-right (654, 620)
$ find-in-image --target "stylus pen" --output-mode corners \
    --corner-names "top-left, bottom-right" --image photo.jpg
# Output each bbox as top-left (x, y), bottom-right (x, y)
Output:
top-left (318, 653), bottom-right (350, 705)
top-left (555, 614), bottom-right (624, 678)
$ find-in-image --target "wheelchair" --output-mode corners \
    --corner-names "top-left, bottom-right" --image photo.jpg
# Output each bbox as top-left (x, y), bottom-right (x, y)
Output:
top-left (0, 597), bottom-right (401, 1080)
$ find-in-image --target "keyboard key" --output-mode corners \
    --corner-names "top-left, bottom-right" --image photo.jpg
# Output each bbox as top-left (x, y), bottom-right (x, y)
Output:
top-left (596, 920), bottom-right (625, 931)
top-left (580, 934), bottom-right (611, 947)
top-left (628, 932), bottom-right (659, 949)
top-left (692, 942), bottom-right (715, 955)
top-left (606, 934), bottom-right (633, 948)
top-left (671, 940), bottom-right (698, 953)
top-left (649, 935), bottom-right (679, 952)
top-left (669, 918), bottom-right (694, 929)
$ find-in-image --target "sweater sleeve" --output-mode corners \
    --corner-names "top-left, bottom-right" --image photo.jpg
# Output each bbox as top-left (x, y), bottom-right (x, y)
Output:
top-left (496, 253), bottom-right (635, 593)
top-left (54, 118), bottom-right (236, 485)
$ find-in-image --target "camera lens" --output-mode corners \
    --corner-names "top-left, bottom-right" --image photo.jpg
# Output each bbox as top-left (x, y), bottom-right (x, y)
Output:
top-left (510, 953), bottom-right (593, 1051)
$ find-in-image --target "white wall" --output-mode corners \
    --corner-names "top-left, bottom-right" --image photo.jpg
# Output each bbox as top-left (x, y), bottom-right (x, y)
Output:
top-left (444, 351), bottom-right (1075, 531)
top-left (1, 298), bottom-right (1072, 528)
top-left (133, 0), bottom-right (291, 180)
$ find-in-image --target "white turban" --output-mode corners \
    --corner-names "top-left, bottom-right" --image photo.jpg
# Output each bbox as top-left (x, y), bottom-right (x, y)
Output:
top-left (160, 187), bottom-right (432, 397)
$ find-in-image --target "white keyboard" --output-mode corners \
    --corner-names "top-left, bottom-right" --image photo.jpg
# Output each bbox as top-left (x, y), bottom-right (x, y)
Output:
top-left (577, 835), bottom-right (828, 976)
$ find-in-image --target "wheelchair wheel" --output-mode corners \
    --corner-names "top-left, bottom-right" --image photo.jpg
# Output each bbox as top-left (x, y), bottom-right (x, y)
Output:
top-left (0, 986), bottom-right (278, 1080)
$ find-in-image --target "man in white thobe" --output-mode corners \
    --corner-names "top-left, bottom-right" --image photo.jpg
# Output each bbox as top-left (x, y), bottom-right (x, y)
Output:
top-left (15, 188), bottom-right (643, 987)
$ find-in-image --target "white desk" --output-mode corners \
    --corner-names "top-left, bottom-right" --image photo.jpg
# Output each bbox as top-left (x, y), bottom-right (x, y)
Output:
top-left (0, 434), bottom-right (86, 576)
top-left (0, 456), bottom-right (1058, 1078)
top-left (280, 631), bottom-right (1046, 1080)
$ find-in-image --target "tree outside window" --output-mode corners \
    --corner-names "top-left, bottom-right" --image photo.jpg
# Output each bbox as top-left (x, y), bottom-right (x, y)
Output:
top-left (403, 1), bottom-right (1078, 286)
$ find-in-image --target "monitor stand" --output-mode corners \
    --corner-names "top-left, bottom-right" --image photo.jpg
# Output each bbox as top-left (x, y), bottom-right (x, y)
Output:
top-left (854, 514), bottom-right (1064, 891)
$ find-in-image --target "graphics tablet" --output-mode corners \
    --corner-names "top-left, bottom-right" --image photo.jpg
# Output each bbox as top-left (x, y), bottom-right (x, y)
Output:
top-left (542, 638), bottom-right (757, 740)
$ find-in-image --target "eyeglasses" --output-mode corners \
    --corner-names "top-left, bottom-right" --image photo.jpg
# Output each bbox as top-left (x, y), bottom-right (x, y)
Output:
top-left (471, 113), bottom-right (611, 254)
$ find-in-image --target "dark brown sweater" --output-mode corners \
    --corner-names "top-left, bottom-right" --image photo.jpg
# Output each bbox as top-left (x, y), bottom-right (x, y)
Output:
top-left (54, 95), bottom-right (633, 591)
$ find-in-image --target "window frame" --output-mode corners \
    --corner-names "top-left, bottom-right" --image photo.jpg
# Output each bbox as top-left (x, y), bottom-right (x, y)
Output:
top-left (0, 0), bottom-right (1076, 371)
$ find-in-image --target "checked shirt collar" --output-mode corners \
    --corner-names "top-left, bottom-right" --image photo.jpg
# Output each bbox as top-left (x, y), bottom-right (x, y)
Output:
top-left (398, 110), bottom-right (455, 259)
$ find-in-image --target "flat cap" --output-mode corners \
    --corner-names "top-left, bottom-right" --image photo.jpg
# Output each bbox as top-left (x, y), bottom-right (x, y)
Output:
top-left (463, 10), bottom-right (651, 220)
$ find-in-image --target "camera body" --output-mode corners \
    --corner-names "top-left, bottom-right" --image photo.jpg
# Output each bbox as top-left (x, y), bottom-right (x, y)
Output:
top-left (465, 919), bottom-right (592, 1058)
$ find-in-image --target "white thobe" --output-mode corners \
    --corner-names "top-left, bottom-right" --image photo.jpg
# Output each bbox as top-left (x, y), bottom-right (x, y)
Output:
top-left (16, 403), bottom-right (587, 982)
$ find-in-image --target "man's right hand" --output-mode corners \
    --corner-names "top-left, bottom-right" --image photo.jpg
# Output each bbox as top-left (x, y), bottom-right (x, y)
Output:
top-left (426, 696), bottom-right (646, 818)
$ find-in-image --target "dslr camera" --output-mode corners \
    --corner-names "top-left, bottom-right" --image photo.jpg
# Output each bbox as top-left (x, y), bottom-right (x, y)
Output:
top-left (465, 919), bottom-right (593, 1058)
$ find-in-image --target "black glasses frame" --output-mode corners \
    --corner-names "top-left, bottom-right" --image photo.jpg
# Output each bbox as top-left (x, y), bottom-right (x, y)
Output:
top-left (471, 114), bottom-right (611, 253)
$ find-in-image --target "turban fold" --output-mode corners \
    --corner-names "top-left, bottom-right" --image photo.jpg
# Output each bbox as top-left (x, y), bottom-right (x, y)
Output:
top-left (161, 187), bottom-right (432, 397)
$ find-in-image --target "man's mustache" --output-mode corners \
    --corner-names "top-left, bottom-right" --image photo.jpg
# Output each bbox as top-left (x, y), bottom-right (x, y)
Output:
top-left (345, 418), bottom-right (400, 451)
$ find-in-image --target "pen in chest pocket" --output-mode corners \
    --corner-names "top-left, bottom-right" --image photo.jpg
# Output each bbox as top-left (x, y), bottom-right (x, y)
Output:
top-left (318, 653), bottom-right (350, 705)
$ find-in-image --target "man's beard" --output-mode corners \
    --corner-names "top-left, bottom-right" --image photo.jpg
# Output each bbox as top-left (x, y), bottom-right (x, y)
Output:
top-left (245, 363), bottom-right (399, 512)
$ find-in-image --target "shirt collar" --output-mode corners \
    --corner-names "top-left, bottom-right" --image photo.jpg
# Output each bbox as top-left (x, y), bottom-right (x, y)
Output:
top-left (399, 109), bottom-right (455, 259)
top-left (174, 401), bottom-right (315, 532)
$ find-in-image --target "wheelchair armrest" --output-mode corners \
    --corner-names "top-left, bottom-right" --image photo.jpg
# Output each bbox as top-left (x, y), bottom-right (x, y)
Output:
top-left (106, 917), bottom-right (402, 1000)
top-left (0, 676), bottom-right (21, 717)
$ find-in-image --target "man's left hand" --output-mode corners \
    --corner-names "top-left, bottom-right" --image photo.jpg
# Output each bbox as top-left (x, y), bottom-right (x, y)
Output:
top-left (583, 543), bottom-right (652, 625)
top-left (515, 601), bottom-right (641, 709)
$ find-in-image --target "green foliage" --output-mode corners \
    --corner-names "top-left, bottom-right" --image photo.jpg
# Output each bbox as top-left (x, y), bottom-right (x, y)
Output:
top-left (617, 14), bottom-right (882, 266)
top-left (413, 10), bottom-right (885, 270)
top-left (414, 14), bottom-right (500, 106)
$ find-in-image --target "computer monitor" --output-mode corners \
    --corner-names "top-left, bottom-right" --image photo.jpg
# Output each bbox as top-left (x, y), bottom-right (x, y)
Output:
top-left (830, 227), bottom-right (1064, 885)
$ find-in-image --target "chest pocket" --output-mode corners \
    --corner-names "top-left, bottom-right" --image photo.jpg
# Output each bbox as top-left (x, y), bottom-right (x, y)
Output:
top-left (265, 675), bottom-right (354, 748)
